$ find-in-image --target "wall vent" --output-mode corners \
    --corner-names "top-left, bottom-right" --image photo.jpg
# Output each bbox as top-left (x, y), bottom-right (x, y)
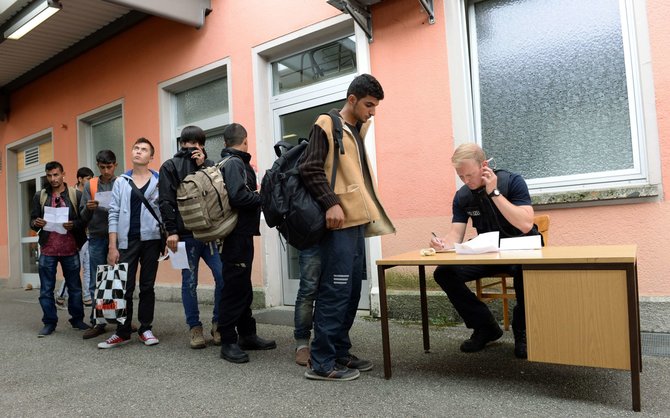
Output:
top-left (24, 146), bottom-right (39, 166)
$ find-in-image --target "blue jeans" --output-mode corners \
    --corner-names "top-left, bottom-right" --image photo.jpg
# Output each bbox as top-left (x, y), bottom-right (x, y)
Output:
top-left (310, 226), bottom-right (365, 373)
top-left (57, 241), bottom-right (90, 301)
top-left (294, 245), bottom-right (321, 346)
top-left (39, 254), bottom-right (84, 326)
top-left (88, 236), bottom-right (109, 324)
top-left (181, 236), bottom-right (224, 329)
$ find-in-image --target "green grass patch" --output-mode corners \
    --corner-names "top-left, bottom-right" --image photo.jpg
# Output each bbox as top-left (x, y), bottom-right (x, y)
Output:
top-left (385, 270), bottom-right (442, 291)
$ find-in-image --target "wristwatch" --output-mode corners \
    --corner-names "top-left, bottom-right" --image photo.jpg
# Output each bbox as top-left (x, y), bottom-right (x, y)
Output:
top-left (488, 189), bottom-right (501, 198)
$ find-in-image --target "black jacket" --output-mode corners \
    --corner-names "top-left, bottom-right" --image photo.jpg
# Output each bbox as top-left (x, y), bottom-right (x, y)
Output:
top-left (30, 183), bottom-right (87, 250)
top-left (220, 147), bottom-right (261, 236)
top-left (158, 148), bottom-right (215, 237)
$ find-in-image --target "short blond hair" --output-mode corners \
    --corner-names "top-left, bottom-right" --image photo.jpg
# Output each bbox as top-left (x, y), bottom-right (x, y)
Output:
top-left (451, 143), bottom-right (486, 168)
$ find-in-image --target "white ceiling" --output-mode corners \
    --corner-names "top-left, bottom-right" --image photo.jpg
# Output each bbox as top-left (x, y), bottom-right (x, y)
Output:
top-left (0, 0), bottom-right (133, 89)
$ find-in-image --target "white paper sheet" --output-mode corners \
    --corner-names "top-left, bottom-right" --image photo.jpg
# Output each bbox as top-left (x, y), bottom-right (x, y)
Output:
top-left (499, 235), bottom-right (542, 250)
top-left (43, 206), bottom-right (69, 234)
top-left (454, 231), bottom-right (500, 255)
top-left (95, 191), bottom-right (113, 209)
top-left (166, 242), bottom-right (189, 269)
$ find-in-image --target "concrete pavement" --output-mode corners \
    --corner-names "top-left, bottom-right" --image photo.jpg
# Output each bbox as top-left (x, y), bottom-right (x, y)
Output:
top-left (1, 287), bottom-right (669, 417)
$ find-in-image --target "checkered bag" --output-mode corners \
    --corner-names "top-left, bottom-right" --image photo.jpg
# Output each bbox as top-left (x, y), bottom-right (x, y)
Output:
top-left (93, 263), bottom-right (128, 325)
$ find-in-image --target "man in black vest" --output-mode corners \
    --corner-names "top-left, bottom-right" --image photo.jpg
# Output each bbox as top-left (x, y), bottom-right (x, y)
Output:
top-left (430, 143), bottom-right (538, 359)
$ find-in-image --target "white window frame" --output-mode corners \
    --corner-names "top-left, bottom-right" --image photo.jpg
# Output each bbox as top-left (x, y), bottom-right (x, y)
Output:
top-left (445, 0), bottom-right (661, 196)
top-left (77, 99), bottom-right (125, 170)
top-left (158, 58), bottom-right (232, 161)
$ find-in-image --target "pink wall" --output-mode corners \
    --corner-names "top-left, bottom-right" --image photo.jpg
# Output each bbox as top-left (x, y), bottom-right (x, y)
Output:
top-left (370, 0), bottom-right (670, 296)
top-left (0, 0), bottom-right (338, 286)
top-left (1, 0), bottom-right (669, 296)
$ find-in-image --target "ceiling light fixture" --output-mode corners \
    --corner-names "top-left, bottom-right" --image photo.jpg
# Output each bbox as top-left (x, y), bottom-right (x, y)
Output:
top-left (4, 0), bottom-right (62, 40)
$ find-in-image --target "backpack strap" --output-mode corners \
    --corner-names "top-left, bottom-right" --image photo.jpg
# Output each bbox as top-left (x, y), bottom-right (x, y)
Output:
top-left (326, 109), bottom-right (344, 190)
top-left (127, 178), bottom-right (161, 225)
top-left (68, 186), bottom-right (78, 216)
top-left (39, 188), bottom-right (78, 216)
top-left (89, 177), bottom-right (99, 200)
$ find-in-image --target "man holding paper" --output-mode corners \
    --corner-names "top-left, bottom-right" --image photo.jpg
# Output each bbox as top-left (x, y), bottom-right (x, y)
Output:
top-left (79, 150), bottom-right (118, 339)
top-left (30, 161), bottom-right (89, 337)
top-left (429, 143), bottom-right (540, 359)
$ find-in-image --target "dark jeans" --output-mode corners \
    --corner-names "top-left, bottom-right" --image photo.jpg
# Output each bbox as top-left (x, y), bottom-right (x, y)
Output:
top-left (433, 264), bottom-right (526, 331)
top-left (310, 225), bottom-right (365, 373)
top-left (294, 244), bottom-right (320, 345)
top-left (39, 254), bottom-right (84, 326)
top-left (88, 236), bottom-right (109, 324)
top-left (116, 239), bottom-right (161, 339)
top-left (181, 236), bottom-right (224, 329)
top-left (217, 234), bottom-right (256, 344)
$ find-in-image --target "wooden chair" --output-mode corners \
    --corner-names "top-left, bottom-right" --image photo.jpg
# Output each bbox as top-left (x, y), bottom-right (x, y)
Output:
top-left (475, 214), bottom-right (550, 330)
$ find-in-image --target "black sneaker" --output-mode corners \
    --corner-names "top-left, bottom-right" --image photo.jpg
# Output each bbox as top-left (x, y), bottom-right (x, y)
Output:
top-left (238, 335), bottom-right (277, 351)
top-left (513, 329), bottom-right (528, 359)
top-left (335, 354), bottom-right (373, 372)
top-left (220, 343), bottom-right (250, 363)
top-left (305, 364), bottom-right (360, 381)
top-left (460, 323), bottom-right (504, 353)
top-left (71, 320), bottom-right (91, 331)
top-left (37, 324), bottom-right (56, 337)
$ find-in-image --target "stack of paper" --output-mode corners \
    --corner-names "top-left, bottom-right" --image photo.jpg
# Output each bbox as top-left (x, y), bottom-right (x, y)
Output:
top-left (455, 231), bottom-right (499, 255)
top-left (454, 232), bottom-right (542, 255)
top-left (499, 235), bottom-right (542, 250)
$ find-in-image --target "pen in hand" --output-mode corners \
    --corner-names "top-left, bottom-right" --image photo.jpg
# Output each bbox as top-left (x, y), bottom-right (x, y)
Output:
top-left (431, 232), bottom-right (445, 249)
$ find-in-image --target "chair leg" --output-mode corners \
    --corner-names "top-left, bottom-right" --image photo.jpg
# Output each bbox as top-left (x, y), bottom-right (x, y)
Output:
top-left (502, 298), bottom-right (510, 331)
top-left (501, 277), bottom-right (510, 331)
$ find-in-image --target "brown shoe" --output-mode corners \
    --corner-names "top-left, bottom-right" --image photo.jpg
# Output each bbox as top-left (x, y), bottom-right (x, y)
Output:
top-left (190, 326), bottom-right (206, 349)
top-left (82, 324), bottom-right (107, 340)
top-left (211, 322), bottom-right (221, 346)
top-left (295, 346), bottom-right (310, 366)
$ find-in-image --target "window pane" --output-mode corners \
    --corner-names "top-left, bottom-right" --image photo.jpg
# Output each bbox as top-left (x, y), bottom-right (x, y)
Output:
top-left (92, 116), bottom-right (124, 174)
top-left (272, 36), bottom-right (357, 95)
top-left (204, 133), bottom-right (226, 163)
top-left (20, 179), bottom-right (36, 238)
top-left (472, 0), bottom-right (633, 180)
top-left (279, 100), bottom-right (347, 147)
top-left (176, 77), bottom-right (228, 125)
top-left (22, 242), bottom-right (39, 274)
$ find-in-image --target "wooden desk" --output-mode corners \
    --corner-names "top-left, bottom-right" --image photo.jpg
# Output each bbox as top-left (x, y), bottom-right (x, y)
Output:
top-left (376, 245), bottom-right (641, 411)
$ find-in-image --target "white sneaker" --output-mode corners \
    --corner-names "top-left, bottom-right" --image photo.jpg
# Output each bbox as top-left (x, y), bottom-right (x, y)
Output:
top-left (97, 334), bottom-right (130, 349)
top-left (139, 330), bottom-right (159, 346)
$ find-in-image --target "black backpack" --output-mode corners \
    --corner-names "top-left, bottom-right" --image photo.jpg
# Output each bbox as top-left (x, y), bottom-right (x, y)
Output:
top-left (261, 109), bottom-right (343, 250)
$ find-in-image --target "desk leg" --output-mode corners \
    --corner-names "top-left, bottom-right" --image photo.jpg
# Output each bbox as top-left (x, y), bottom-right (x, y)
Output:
top-left (419, 266), bottom-right (430, 353)
top-left (378, 265), bottom-right (392, 379)
top-left (626, 264), bottom-right (641, 412)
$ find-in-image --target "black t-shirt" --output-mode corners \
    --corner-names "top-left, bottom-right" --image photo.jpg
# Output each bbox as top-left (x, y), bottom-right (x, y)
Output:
top-left (128, 181), bottom-right (149, 240)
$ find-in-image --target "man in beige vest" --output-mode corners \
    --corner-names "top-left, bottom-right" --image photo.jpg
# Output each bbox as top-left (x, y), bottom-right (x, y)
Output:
top-left (299, 74), bottom-right (395, 381)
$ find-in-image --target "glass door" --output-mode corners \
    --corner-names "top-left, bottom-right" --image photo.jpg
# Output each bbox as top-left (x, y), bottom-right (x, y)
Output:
top-left (273, 96), bottom-right (369, 309)
top-left (19, 171), bottom-right (45, 288)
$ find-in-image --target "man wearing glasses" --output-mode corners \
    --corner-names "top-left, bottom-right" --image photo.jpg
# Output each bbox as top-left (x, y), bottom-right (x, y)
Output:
top-left (30, 161), bottom-right (90, 337)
